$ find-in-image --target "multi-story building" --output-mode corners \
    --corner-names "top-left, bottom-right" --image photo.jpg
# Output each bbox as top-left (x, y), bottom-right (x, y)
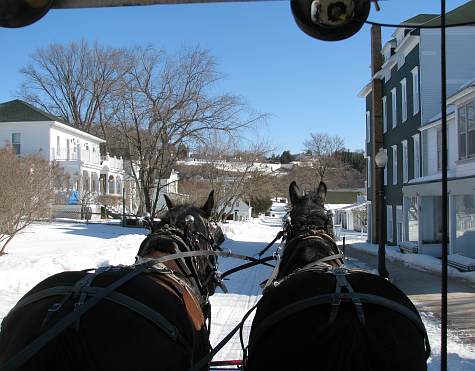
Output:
top-left (359, 1), bottom-right (475, 265)
top-left (403, 80), bottom-right (475, 268)
top-left (0, 99), bottom-right (125, 218)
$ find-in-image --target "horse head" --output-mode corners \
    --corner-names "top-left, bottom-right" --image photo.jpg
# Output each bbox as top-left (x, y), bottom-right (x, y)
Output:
top-left (137, 191), bottom-right (221, 300)
top-left (276, 181), bottom-right (343, 279)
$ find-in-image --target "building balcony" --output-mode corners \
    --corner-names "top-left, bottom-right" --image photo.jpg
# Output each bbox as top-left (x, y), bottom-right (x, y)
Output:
top-left (101, 153), bottom-right (124, 171)
top-left (51, 147), bottom-right (101, 165)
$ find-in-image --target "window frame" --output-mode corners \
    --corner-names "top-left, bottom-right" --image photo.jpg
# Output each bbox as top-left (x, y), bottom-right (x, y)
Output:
top-left (392, 145), bottom-right (398, 185)
top-left (437, 127), bottom-right (442, 171)
top-left (382, 96), bottom-right (387, 133)
top-left (411, 67), bottom-right (420, 115)
top-left (391, 88), bottom-right (397, 128)
top-left (413, 133), bottom-right (420, 179)
top-left (387, 205), bottom-right (394, 243)
top-left (458, 100), bottom-right (475, 160)
top-left (402, 140), bottom-right (408, 183)
top-left (401, 78), bottom-right (407, 123)
top-left (11, 132), bottom-right (21, 155)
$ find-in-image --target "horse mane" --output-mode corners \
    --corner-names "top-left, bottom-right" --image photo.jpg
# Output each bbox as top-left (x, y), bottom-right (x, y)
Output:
top-left (159, 203), bottom-right (208, 226)
top-left (277, 181), bottom-right (339, 278)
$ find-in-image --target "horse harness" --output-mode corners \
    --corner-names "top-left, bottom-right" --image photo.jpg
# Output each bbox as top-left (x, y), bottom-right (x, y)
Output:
top-left (0, 220), bottom-right (223, 371)
top-left (249, 263), bottom-right (432, 361)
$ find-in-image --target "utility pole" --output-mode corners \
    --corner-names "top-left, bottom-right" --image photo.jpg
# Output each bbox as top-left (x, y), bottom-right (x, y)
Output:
top-left (370, 24), bottom-right (383, 244)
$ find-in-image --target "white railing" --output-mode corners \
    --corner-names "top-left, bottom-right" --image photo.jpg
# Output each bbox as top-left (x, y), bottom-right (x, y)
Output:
top-left (51, 147), bottom-right (101, 165)
top-left (101, 154), bottom-right (124, 170)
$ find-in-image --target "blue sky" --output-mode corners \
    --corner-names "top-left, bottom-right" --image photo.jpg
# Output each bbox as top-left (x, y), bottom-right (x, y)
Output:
top-left (0, 0), bottom-right (468, 154)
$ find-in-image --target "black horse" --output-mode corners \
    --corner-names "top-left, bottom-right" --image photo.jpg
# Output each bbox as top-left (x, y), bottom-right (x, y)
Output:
top-left (0, 191), bottom-right (221, 371)
top-left (245, 182), bottom-right (430, 371)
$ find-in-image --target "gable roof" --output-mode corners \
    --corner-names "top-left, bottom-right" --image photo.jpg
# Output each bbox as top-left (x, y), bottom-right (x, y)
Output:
top-left (422, 0), bottom-right (475, 27)
top-left (401, 14), bottom-right (438, 26)
top-left (0, 99), bottom-right (68, 124)
top-left (0, 99), bottom-right (105, 143)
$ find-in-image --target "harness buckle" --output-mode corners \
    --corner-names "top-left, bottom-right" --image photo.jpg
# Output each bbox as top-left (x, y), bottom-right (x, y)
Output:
top-left (48, 302), bottom-right (62, 312)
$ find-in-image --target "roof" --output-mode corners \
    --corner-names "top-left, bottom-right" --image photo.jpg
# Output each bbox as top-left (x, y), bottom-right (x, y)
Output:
top-left (422, 0), bottom-right (475, 27)
top-left (400, 14), bottom-right (438, 26)
top-left (0, 99), bottom-right (105, 142)
top-left (0, 99), bottom-right (67, 124)
top-left (447, 78), bottom-right (475, 99)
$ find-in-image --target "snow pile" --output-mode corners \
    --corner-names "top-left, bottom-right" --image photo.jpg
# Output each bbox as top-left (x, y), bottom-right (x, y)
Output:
top-left (347, 241), bottom-right (475, 284)
top-left (0, 222), bottom-right (146, 320)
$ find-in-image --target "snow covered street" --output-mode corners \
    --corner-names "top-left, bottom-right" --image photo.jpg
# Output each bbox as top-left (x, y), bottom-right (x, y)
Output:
top-left (1, 206), bottom-right (475, 369)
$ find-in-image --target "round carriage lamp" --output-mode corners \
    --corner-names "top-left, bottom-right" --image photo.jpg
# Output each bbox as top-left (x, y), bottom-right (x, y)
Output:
top-left (374, 147), bottom-right (388, 168)
top-left (0, 0), bottom-right (53, 28)
top-left (291, 0), bottom-right (371, 41)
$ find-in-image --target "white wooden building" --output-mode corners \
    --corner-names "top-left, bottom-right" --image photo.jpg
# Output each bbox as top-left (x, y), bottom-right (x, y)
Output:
top-left (0, 100), bottom-right (125, 218)
top-left (220, 197), bottom-right (252, 221)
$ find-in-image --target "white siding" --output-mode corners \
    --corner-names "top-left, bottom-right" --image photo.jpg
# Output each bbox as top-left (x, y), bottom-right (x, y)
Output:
top-left (0, 121), bottom-right (50, 159)
top-left (420, 27), bottom-right (475, 125)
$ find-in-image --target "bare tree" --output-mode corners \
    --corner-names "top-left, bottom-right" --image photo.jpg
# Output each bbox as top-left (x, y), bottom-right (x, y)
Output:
top-left (112, 46), bottom-right (265, 217)
top-left (0, 147), bottom-right (62, 255)
top-left (179, 137), bottom-right (271, 220)
top-left (19, 40), bottom-right (126, 143)
top-left (304, 133), bottom-right (344, 183)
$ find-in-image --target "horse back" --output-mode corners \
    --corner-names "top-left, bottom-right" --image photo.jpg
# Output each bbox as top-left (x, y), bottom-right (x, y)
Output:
top-left (0, 270), bottom-right (209, 371)
top-left (248, 270), bottom-right (427, 371)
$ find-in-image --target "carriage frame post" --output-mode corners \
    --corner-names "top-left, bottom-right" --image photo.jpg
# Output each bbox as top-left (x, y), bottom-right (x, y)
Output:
top-left (440, 0), bottom-right (448, 369)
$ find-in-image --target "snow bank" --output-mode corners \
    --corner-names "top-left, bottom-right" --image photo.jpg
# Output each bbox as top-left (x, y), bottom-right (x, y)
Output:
top-left (346, 240), bottom-right (475, 285)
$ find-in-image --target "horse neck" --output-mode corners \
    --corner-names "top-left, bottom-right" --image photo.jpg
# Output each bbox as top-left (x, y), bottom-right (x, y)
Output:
top-left (277, 230), bottom-right (342, 279)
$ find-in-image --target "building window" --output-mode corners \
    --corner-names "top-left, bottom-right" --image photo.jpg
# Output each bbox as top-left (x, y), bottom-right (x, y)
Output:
top-left (382, 96), bottom-right (387, 133)
top-left (407, 197), bottom-right (419, 243)
top-left (411, 67), bottom-right (420, 115)
top-left (366, 111), bottom-right (371, 143)
top-left (392, 145), bottom-right (398, 185)
top-left (384, 165), bottom-right (387, 186)
top-left (401, 78), bottom-right (407, 123)
top-left (454, 195), bottom-right (475, 258)
top-left (391, 88), bottom-right (397, 128)
top-left (413, 134), bottom-right (420, 179)
top-left (437, 128), bottom-right (442, 170)
top-left (402, 140), bottom-right (408, 183)
top-left (56, 136), bottom-right (60, 156)
top-left (11, 133), bottom-right (21, 155)
top-left (397, 54), bottom-right (405, 69)
top-left (458, 101), bottom-right (475, 160)
top-left (387, 205), bottom-right (393, 243)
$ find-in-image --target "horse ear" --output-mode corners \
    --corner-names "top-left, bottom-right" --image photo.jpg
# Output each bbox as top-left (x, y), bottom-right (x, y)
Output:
top-left (289, 181), bottom-right (302, 205)
top-left (202, 190), bottom-right (214, 217)
top-left (316, 181), bottom-right (327, 203)
top-left (163, 194), bottom-right (175, 209)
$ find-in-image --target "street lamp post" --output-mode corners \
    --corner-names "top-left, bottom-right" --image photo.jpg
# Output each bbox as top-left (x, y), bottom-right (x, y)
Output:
top-left (375, 147), bottom-right (389, 279)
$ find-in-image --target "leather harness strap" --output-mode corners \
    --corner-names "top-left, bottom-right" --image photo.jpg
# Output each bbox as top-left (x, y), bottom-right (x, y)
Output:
top-left (248, 267), bottom-right (431, 360)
